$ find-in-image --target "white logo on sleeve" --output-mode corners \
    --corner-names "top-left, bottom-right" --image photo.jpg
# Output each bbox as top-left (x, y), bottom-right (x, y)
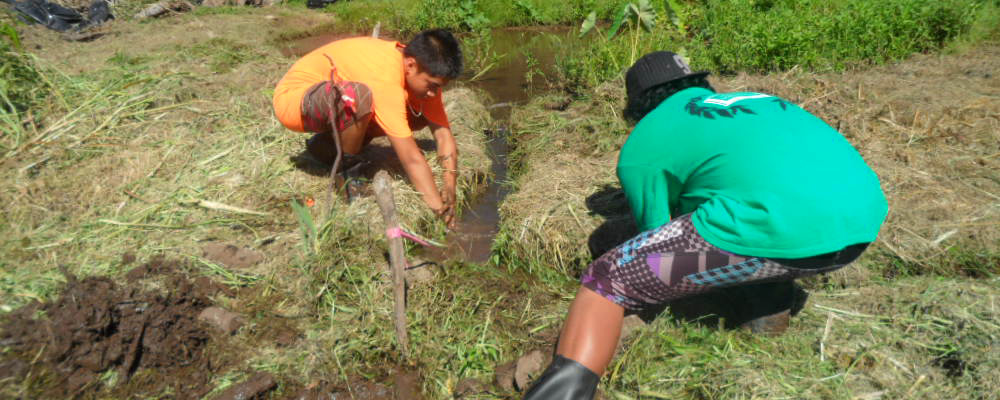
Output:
top-left (703, 92), bottom-right (773, 107)
top-left (673, 54), bottom-right (692, 74)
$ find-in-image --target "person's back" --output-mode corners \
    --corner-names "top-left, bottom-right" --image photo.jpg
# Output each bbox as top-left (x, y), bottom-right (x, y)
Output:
top-left (619, 87), bottom-right (887, 258)
top-left (522, 51), bottom-right (888, 400)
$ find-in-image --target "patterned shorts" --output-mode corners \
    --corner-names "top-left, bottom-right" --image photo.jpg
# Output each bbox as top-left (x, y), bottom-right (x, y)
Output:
top-left (581, 214), bottom-right (867, 310)
top-left (301, 80), bottom-right (373, 134)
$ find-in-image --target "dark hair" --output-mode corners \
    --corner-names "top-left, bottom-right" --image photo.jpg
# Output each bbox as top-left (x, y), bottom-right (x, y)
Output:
top-left (623, 75), bottom-right (714, 123)
top-left (404, 29), bottom-right (463, 79)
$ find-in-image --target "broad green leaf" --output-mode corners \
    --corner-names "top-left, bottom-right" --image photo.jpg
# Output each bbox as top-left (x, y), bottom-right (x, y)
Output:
top-left (580, 11), bottom-right (597, 37)
top-left (637, 0), bottom-right (657, 32)
top-left (607, 4), bottom-right (631, 40)
top-left (664, 0), bottom-right (683, 31)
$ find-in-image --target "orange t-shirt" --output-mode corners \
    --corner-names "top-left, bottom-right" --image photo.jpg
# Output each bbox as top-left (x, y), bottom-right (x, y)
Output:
top-left (272, 37), bottom-right (450, 137)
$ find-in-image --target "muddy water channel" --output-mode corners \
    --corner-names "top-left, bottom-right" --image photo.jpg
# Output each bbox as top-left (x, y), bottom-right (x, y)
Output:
top-left (281, 28), bottom-right (577, 263)
top-left (437, 28), bottom-right (578, 262)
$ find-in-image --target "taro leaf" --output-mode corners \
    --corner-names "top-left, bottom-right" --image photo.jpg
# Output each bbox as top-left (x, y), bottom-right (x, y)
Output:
top-left (606, 3), bottom-right (631, 40)
top-left (637, 0), bottom-right (656, 32)
top-left (664, 0), bottom-right (682, 29)
top-left (580, 11), bottom-right (597, 37)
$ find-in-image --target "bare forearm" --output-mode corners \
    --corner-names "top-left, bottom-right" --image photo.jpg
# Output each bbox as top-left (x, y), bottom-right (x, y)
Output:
top-left (433, 127), bottom-right (458, 191)
top-left (437, 151), bottom-right (457, 189)
top-left (401, 155), bottom-right (444, 210)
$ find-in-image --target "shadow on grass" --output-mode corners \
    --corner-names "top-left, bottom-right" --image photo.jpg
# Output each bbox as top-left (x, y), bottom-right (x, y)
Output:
top-left (289, 136), bottom-right (437, 181)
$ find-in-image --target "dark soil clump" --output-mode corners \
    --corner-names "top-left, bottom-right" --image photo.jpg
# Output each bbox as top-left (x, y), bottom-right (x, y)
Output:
top-left (0, 260), bottom-right (219, 398)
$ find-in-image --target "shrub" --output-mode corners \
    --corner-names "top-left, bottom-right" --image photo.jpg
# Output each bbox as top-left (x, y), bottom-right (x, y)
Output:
top-left (687, 0), bottom-right (984, 72)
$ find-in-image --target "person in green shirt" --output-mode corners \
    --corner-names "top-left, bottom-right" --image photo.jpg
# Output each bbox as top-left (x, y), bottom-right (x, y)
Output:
top-left (522, 52), bottom-right (888, 400)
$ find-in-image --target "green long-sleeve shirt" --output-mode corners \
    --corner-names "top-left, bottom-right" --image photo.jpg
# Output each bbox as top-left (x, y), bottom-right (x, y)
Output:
top-left (617, 87), bottom-right (888, 258)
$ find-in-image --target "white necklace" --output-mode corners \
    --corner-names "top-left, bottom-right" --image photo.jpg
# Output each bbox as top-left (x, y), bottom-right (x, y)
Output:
top-left (407, 102), bottom-right (423, 117)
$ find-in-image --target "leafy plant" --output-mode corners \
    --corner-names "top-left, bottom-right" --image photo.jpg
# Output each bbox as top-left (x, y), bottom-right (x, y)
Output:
top-left (457, 0), bottom-right (490, 31)
top-left (580, 0), bottom-right (659, 66)
top-left (0, 21), bottom-right (46, 114)
top-left (514, 0), bottom-right (544, 23)
top-left (687, 0), bottom-right (984, 72)
top-left (290, 199), bottom-right (318, 255)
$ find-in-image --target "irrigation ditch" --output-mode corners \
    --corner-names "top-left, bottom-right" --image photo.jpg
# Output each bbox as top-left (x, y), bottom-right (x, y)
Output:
top-left (280, 26), bottom-right (580, 264)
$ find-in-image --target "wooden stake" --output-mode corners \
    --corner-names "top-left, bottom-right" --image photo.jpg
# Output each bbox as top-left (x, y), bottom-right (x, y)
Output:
top-left (373, 171), bottom-right (410, 356)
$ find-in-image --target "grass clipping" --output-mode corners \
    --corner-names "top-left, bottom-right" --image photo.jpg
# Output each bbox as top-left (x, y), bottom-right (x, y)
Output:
top-left (502, 45), bottom-right (1000, 277)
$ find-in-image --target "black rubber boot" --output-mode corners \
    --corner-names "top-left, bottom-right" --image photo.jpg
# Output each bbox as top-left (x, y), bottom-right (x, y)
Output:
top-left (522, 355), bottom-right (599, 400)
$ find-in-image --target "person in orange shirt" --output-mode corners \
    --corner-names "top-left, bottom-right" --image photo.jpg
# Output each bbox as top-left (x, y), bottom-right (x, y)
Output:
top-left (273, 29), bottom-right (462, 226)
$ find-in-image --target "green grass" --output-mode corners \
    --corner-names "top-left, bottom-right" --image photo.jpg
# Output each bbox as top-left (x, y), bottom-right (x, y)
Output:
top-left (324, 0), bottom-right (621, 34)
top-left (0, 20), bottom-right (46, 115)
top-left (3, 3), bottom-right (1000, 399)
top-left (687, 0), bottom-right (986, 73)
top-left (181, 37), bottom-right (262, 73)
top-left (554, 0), bottom-right (999, 91)
top-left (603, 276), bottom-right (1000, 398)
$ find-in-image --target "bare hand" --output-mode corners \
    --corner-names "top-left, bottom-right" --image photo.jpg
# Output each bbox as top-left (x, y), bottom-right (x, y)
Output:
top-left (434, 202), bottom-right (456, 230)
top-left (442, 186), bottom-right (457, 229)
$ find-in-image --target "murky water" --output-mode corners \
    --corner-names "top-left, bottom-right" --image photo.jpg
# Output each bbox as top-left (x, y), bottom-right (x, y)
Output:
top-left (423, 28), bottom-right (578, 263)
top-left (278, 28), bottom-right (577, 263)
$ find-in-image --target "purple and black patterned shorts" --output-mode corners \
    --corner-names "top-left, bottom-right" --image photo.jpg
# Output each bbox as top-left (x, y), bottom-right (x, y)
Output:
top-left (581, 214), bottom-right (867, 310)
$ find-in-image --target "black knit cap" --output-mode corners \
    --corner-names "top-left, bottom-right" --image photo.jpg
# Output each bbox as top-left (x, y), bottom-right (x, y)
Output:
top-left (626, 51), bottom-right (708, 106)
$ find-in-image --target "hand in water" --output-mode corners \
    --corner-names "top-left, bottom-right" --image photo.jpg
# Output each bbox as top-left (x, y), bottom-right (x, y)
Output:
top-left (436, 203), bottom-right (457, 230)
top-left (440, 186), bottom-right (457, 230)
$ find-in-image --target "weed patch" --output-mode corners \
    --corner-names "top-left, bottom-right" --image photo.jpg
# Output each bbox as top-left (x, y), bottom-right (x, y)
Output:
top-left (0, 21), bottom-right (47, 114)
top-left (688, 0), bottom-right (984, 73)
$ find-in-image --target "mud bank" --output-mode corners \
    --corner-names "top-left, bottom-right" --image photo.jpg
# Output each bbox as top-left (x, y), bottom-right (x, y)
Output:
top-left (1, 258), bottom-right (229, 398)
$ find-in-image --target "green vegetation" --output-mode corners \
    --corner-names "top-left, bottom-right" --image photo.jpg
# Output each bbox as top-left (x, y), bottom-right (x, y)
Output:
top-left (325, 0), bottom-right (621, 34)
top-left (687, 0), bottom-right (986, 72)
top-left (183, 37), bottom-right (262, 73)
top-left (559, 0), bottom-right (1000, 91)
top-left (2, 2), bottom-right (999, 399)
top-left (307, 0), bottom-right (1000, 92)
top-left (0, 21), bottom-right (46, 114)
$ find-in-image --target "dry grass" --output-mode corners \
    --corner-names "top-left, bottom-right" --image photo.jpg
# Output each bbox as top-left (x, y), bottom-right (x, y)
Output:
top-left (605, 275), bottom-right (1000, 399)
top-left (2, 9), bottom-right (493, 397)
top-left (718, 47), bottom-right (1000, 277)
top-left (503, 46), bottom-right (1000, 282)
top-left (497, 42), bottom-right (1000, 400)
top-left (3, 4), bottom-right (999, 399)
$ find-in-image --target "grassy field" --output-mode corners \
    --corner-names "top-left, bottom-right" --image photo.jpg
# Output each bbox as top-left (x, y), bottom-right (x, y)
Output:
top-left (1, 1), bottom-right (999, 399)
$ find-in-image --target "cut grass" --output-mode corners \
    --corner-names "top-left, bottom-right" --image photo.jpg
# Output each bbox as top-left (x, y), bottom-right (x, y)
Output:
top-left (2, 8), bottom-right (493, 397)
top-left (2, 3), bottom-right (999, 399)
top-left (606, 276), bottom-right (1000, 398)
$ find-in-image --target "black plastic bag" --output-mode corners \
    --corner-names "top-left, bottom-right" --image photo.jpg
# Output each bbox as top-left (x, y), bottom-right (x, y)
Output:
top-left (87, 0), bottom-right (113, 26)
top-left (306, 0), bottom-right (337, 9)
top-left (10, 0), bottom-right (84, 31)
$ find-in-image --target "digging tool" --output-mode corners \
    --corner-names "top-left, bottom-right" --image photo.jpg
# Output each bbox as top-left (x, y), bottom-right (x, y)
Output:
top-left (373, 171), bottom-right (410, 356)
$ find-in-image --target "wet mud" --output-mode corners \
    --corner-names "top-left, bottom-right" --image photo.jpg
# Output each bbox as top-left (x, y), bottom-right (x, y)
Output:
top-left (0, 258), bottom-right (225, 398)
top-left (213, 372), bottom-right (278, 400)
top-left (283, 369), bottom-right (424, 400)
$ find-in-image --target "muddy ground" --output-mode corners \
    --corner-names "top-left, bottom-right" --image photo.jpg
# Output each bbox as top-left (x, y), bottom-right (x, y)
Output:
top-left (2, 257), bottom-right (226, 398)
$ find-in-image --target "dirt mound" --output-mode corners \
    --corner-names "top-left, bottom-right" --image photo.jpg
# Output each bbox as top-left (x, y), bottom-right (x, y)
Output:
top-left (284, 369), bottom-right (424, 400)
top-left (0, 259), bottom-right (217, 398)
